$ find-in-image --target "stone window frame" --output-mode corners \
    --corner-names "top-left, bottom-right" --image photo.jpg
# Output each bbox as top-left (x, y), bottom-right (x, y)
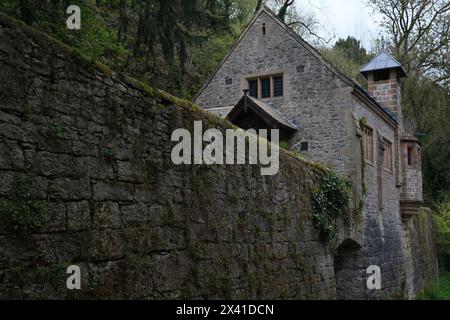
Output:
top-left (407, 146), bottom-right (414, 166)
top-left (242, 71), bottom-right (287, 101)
top-left (403, 142), bottom-right (421, 169)
top-left (383, 138), bottom-right (393, 173)
top-left (363, 125), bottom-right (374, 165)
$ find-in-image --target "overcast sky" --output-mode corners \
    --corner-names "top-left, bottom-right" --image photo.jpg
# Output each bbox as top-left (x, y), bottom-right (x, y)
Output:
top-left (295, 0), bottom-right (383, 50)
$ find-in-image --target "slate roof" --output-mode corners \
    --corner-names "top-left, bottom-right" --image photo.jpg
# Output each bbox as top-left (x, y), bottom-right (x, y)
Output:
top-left (360, 49), bottom-right (407, 78)
top-left (207, 96), bottom-right (298, 132)
top-left (207, 106), bottom-right (234, 118)
top-left (245, 96), bottom-right (298, 131)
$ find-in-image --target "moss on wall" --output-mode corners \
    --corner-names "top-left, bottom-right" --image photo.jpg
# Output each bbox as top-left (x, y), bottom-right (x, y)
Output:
top-left (0, 11), bottom-right (437, 300)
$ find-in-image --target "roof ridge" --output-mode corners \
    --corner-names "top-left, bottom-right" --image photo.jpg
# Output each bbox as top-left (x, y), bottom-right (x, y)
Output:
top-left (247, 96), bottom-right (298, 130)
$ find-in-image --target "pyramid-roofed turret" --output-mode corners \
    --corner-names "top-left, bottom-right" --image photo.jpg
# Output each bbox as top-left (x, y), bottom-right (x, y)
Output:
top-left (360, 49), bottom-right (407, 78)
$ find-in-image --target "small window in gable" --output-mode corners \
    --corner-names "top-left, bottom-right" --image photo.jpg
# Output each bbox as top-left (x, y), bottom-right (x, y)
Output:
top-left (300, 142), bottom-right (309, 152)
top-left (262, 23), bottom-right (266, 35)
top-left (225, 77), bottom-right (232, 85)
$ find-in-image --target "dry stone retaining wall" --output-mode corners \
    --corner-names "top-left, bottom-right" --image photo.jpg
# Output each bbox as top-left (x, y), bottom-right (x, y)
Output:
top-left (0, 12), bottom-right (437, 300)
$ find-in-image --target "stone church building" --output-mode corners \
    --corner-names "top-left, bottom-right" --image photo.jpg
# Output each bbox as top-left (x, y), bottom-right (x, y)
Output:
top-left (194, 6), bottom-right (434, 299)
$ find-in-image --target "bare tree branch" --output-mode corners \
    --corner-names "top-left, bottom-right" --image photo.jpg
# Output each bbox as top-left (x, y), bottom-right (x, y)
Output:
top-left (369, 0), bottom-right (450, 88)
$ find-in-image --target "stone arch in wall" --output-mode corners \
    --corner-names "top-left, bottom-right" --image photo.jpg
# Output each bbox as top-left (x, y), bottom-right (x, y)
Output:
top-left (334, 239), bottom-right (364, 300)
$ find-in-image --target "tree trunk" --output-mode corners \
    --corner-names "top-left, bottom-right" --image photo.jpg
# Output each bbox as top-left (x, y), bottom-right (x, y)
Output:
top-left (118, 0), bottom-right (129, 44)
top-left (278, 0), bottom-right (294, 22)
top-left (19, 0), bottom-right (33, 24)
top-left (255, 0), bottom-right (263, 13)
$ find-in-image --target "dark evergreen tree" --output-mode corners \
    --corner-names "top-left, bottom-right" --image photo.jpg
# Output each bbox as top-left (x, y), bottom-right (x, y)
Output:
top-left (334, 36), bottom-right (368, 65)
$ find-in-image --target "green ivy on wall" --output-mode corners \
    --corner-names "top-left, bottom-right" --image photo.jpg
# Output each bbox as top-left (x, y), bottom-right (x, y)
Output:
top-left (311, 170), bottom-right (352, 241)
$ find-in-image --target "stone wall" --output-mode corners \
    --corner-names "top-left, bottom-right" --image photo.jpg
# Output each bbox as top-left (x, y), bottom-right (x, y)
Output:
top-left (0, 12), bottom-right (437, 300)
top-left (404, 208), bottom-right (438, 298)
top-left (400, 143), bottom-right (424, 202)
top-left (349, 97), bottom-right (409, 299)
top-left (366, 69), bottom-right (402, 122)
top-left (0, 12), bottom-right (342, 300)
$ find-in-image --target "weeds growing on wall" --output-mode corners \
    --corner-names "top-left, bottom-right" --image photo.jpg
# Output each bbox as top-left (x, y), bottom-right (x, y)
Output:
top-left (311, 170), bottom-right (351, 240)
top-left (0, 174), bottom-right (48, 232)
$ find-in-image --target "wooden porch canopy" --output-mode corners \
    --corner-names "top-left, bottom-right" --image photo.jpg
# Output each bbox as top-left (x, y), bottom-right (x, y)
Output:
top-left (226, 95), bottom-right (298, 136)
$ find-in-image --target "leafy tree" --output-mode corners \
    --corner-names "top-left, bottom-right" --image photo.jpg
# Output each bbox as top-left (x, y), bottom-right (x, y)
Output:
top-left (434, 202), bottom-right (450, 269)
top-left (0, 0), bottom-right (245, 97)
top-left (319, 37), bottom-right (370, 84)
top-left (368, 0), bottom-right (450, 88)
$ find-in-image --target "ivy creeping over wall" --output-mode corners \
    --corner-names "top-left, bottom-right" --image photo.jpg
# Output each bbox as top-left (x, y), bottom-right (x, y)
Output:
top-left (312, 170), bottom-right (351, 240)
